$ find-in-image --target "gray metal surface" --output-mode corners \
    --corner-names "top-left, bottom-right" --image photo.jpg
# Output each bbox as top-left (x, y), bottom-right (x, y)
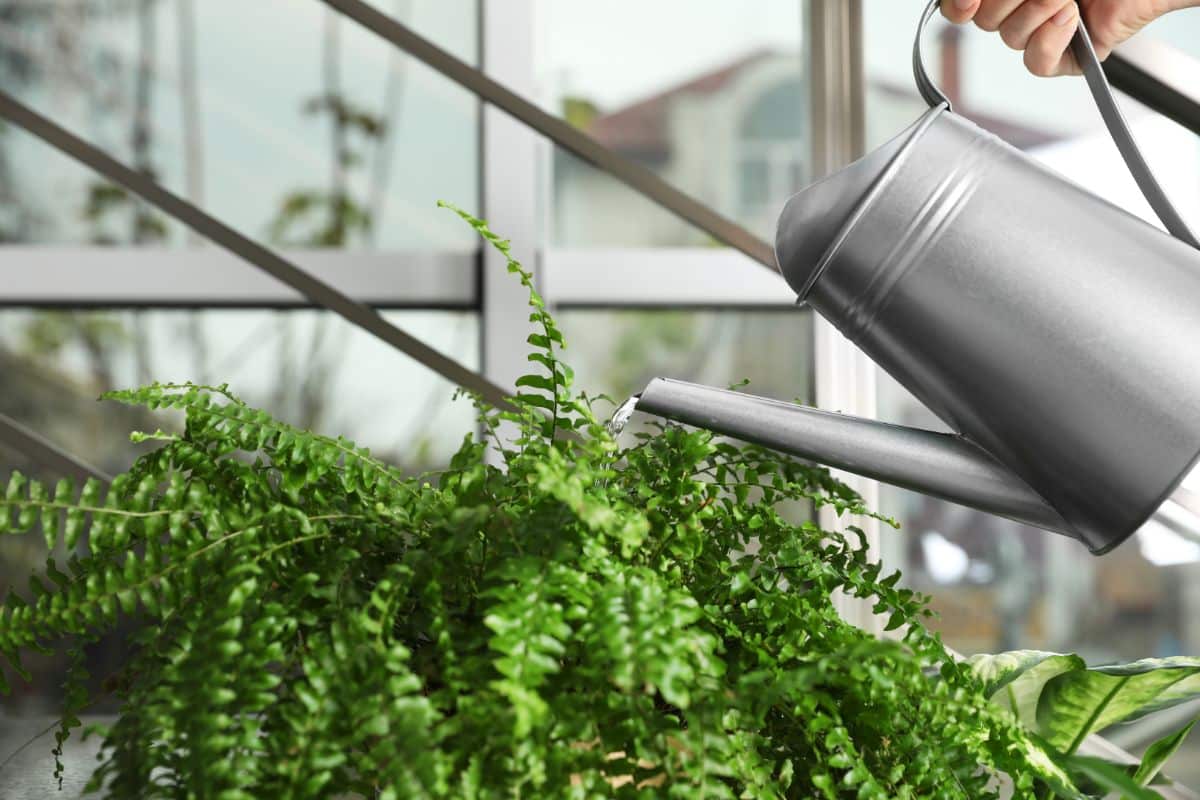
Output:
top-left (638, 378), bottom-right (1068, 534)
top-left (912, 0), bottom-right (952, 109)
top-left (917, 0), bottom-right (1197, 247)
top-left (776, 92), bottom-right (1200, 554)
top-left (643, 1), bottom-right (1200, 554)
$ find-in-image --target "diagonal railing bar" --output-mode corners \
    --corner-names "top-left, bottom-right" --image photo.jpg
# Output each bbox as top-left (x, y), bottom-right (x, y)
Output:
top-left (1107, 46), bottom-right (1200, 139)
top-left (320, 0), bottom-right (779, 273)
top-left (0, 89), bottom-right (514, 412)
top-left (0, 412), bottom-right (112, 483)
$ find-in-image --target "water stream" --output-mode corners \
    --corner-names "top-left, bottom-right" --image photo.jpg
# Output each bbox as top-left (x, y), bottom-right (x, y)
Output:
top-left (606, 395), bottom-right (640, 436)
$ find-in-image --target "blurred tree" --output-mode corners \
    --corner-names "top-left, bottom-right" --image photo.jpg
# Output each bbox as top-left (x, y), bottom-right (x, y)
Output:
top-left (267, 10), bottom-right (383, 249)
top-left (562, 95), bottom-right (598, 129)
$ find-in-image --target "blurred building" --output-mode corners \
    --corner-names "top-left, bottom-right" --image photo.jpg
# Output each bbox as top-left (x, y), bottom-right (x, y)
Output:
top-left (554, 27), bottom-right (1058, 246)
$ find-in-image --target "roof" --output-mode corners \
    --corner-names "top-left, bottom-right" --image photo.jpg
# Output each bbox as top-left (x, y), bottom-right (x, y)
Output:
top-left (585, 50), bottom-right (779, 161)
top-left (870, 78), bottom-right (1063, 151)
top-left (585, 51), bottom-right (1062, 157)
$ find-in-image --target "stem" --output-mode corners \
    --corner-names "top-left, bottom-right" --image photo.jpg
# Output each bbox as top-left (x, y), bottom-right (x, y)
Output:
top-left (1, 500), bottom-right (186, 519)
top-left (252, 531), bottom-right (333, 563)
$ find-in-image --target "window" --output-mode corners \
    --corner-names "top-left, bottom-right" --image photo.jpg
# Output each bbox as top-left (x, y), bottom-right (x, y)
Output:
top-left (737, 77), bottom-right (808, 228)
top-left (0, 0), bottom-right (479, 249)
top-left (536, 0), bottom-right (808, 247)
top-left (530, 0), bottom-right (812, 452)
top-left (555, 308), bottom-right (814, 407)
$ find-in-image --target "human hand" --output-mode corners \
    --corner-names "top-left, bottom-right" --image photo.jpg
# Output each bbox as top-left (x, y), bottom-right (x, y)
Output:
top-left (940, 0), bottom-right (1197, 76)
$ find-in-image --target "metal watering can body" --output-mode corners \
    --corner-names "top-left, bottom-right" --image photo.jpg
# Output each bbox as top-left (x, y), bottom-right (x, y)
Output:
top-left (635, 1), bottom-right (1200, 554)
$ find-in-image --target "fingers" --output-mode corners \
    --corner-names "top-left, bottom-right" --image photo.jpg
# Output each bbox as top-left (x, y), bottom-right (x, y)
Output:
top-left (998, 0), bottom-right (1074, 51)
top-left (1024, 4), bottom-right (1081, 76)
top-left (941, 0), bottom-right (1085, 78)
top-left (972, 0), bottom-right (1025, 31)
top-left (1081, 0), bottom-right (1129, 63)
top-left (940, 0), bottom-right (981, 24)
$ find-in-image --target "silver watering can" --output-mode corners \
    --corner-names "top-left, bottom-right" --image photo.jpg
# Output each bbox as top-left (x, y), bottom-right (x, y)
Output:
top-left (631, 0), bottom-right (1200, 554)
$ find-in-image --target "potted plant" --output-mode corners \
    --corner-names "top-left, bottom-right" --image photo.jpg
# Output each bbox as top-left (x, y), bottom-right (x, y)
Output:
top-left (0, 205), bottom-right (1197, 798)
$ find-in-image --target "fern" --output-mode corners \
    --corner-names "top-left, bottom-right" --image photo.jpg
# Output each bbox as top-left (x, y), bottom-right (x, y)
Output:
top-left (0, 205), bottom-right (1133, 797)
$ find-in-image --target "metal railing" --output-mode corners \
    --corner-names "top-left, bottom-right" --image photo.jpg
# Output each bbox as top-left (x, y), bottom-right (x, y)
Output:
top-left (1109, 36), bottom-right (1200, 138)
top-left (0, 412), bottom-right (110, 483)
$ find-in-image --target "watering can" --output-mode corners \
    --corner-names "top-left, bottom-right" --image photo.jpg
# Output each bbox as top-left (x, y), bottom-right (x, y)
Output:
top-left (631, 0), bottom-right (1200, 554)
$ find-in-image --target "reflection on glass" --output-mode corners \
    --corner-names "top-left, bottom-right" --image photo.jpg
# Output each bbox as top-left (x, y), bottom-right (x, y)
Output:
top-left (0, 0), bottom-right (478, 249)
top-left (538, 1), bottom-right (808, 246)
top-left (0, 307), bottom-right (477, 712)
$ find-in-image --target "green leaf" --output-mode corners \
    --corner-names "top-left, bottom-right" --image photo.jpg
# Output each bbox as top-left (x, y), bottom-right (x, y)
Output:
top-left (1133, 720), bottom-right (1194, 786)
top-left (969, 650), bottom-right (1086, 726)
top-left (515, 393), bottom-right (555, 411)
top-left (514, 374), bottom-right (556, 393)
top-left (526, 333), bottom-right (551, 350)
top-left (1060, 755), bottom-right (1162, 800)
top-left (1036, 657), bottom-right (1200, 752)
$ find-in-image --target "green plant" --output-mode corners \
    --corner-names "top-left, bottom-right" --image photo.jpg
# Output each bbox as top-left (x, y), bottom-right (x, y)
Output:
top-left (969, 651), bottom-right (1200, 796)
top-left (0, 204), bottom-right (1195, 798)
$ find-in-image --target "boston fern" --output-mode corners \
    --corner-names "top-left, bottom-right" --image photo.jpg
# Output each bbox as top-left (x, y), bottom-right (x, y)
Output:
top-left (0, 204), bottom-right (1186, 797)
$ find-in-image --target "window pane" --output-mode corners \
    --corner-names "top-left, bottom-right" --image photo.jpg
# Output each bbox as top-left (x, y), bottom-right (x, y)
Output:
top-left (537, 1), bottom-right (809, 246)
top-left (0, 307), bottom-right (477, 712)
top-left (555, 308), bottom-right (814, 410)
top-left (0, 0), bottom-right (478, 249)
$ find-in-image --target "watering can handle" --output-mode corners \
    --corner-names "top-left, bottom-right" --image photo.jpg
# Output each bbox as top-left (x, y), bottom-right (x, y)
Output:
top-left (914, 0), bottom-right (1200, 249)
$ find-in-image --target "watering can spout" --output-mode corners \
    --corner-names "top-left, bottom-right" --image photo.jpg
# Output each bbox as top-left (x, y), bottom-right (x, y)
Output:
top-left (635, 378), bottom-right (1071, 536)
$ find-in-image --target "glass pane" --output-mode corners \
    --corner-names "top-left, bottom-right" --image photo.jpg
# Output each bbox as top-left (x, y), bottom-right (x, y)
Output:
top-left (537, 1), bottom-right (809, 246)
top-left (0, 0), bottom-right (478, 249)
top-left (0, 307), bottom-right (477, 712)
top-left (555, 307), bottom-right (814, 411)
top-left (864, 0), bottom-right (1200, 782)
